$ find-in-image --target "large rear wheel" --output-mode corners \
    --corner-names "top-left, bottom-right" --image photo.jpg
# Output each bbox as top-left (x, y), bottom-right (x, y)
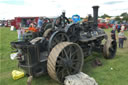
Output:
top-left (47, 42), bottom-right (84, 83)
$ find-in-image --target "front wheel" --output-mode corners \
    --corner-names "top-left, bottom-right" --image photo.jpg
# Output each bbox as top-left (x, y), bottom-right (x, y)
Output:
top-left (103, 39), bottom-right (117, 59)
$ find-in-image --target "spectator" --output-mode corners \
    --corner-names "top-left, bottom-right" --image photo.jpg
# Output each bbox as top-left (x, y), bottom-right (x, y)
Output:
top-left (112, 24), bottom-right (116, 30)
top-left (32, 19), bottom-right (37, 28)
top-left (17, 23), bottom-right (25, 41)
top-left (21, 27), bottom-right (25, 40)
top-left (117, 24), bottom-right (121, 33)
top-left (118, 30), bottom-right (125, 48)
top-left (111, 27), bottom-right (116, 41)
top-left (28, 23), bottom-right (37, 32)
top-left (17, 23), bottom-right (22, 41)
top-left (121, 24), bottom-right (125, 31)
top-left (27, 19), bottom-right (31, 27)
top-left (37, 17), bottom-right (43, 31)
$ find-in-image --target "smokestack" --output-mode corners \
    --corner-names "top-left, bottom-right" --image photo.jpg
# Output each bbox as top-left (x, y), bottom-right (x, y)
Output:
top-left (92, 6), bottom-right (99, 28)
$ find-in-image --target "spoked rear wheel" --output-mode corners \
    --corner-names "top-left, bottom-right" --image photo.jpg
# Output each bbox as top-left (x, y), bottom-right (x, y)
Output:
top-left (47, 42), bottom-right (84, 83)
top-left (103, 39), bottom-right (117, 59)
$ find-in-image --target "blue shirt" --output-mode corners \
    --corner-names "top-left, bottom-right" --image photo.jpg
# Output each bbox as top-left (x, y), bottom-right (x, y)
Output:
top-left (37, 19), bottom-right (43, 28)
top-left (117, 25), bottom-right (121, 29)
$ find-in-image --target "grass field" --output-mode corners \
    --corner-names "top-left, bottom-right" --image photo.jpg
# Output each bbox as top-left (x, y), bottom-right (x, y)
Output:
top-left (0, 27), bottom-right (128, 85)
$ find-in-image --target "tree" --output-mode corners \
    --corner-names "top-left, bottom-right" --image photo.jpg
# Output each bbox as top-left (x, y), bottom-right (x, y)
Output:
top-left (100, 14), bottom-right (111, 19)
top-left (120, 12), bottom-right (128, 17)
top-left (122, 16), bottom-right (128, 22)
top-left (120, 12), bottom-right (128, 22)
top-left (115, 16), bottom-right (121, 22)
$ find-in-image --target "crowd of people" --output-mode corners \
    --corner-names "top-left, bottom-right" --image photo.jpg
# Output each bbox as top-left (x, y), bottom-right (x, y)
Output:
top-left (28, 17), bottom-right (43, 32)
top-left (111, 24), bottom-right (127, 48)
top-left (17, 17), bottom-right (44, 41)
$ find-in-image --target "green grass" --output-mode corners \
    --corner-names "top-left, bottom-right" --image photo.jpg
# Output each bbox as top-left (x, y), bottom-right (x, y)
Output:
top-left (0, 27), bottom-right (128, 85)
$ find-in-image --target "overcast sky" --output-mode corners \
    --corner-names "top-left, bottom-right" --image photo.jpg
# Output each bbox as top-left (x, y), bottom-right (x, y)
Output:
top-left (0, 0), bottom-right (128, 20)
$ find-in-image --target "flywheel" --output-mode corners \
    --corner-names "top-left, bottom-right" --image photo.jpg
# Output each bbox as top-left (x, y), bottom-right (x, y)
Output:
top-left (47, 42), bottom-right (84, 83)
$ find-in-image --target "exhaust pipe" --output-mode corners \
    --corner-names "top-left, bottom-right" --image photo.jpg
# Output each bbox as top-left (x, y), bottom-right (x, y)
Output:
top-left (92, 6), bottom-right (99, 28)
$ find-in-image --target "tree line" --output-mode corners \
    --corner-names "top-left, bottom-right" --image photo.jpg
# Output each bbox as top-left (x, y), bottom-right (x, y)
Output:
top-left (99, 12), bottom-right (128, 22)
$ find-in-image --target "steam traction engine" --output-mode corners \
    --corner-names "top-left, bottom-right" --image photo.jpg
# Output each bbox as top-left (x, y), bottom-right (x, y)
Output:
top-left (11, 6), bottom-right (117, 83)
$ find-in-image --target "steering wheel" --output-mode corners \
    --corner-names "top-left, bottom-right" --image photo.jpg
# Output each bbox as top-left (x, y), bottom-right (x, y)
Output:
top-left (52, 15), bottom-right (70, 29)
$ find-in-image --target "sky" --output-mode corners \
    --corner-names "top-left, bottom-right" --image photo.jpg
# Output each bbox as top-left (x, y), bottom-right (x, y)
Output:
top-left (0, 0), bottom-right (128, 20)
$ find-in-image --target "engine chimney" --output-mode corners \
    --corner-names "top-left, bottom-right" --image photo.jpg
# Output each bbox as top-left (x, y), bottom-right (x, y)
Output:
top-left (92, 6), bottom-right (99, 28)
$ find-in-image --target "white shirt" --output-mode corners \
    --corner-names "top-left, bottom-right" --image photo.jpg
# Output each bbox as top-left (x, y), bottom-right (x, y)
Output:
top-left (17, 29), bottom-right (21, 35)
top-left (118, 32), bottom-right (125, 38)
top-left (121, 25), bottom-right (125, 31)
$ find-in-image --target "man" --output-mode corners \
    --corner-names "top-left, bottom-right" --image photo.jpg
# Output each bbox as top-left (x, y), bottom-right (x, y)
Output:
top-left (37, 17), bottom-right (43, 31)
top-left (118, 30), bottom-right (125, 48)
top-left (117, 24), bottom-right (121, 33)
top-left (28, 23), bottom-right (37, 32)
top-left (111, 28), bottom-right (116, 41)
top-left (17, 23), bottom-right (25, 41)
top-left (121, 24), bottom-right (125, 31)
top-left (17, 23), bottom-right (22, 41)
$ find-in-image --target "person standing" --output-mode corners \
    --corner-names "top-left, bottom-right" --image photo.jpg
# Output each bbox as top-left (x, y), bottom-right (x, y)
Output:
top-left (117, 24), bottom-right (121, 33)
top-left (17, 23), bottom-right (22, 41)
top-left (121, 24), bottom-right (125, 31)
top-left (37, 17), bottom-right (43, 31)
top-left (17, 23), bottom-right (25, 41)
top-left (28, 23), bottom-right (37, 32)
top-left (111, 27), bottom-right (116, 41)
top-left (27, 19), bottom-right (31, 27)
top-left (118, 30), bottom-right (125, 48)
top-left (33, 19), bottom-right (37, 28)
